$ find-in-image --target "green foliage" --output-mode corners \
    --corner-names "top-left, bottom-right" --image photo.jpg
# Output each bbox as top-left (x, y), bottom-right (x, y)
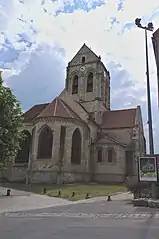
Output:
top-left (0, 72), bottom-right (25, 167)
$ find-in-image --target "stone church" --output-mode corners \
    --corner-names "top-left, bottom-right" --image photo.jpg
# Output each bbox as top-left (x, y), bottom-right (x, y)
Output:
top-left (6, 44), bottom-right (146, 184)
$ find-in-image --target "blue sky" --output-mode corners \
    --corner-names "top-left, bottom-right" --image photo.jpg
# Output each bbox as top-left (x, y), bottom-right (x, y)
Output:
top-left (0, 0), bottom-right (159, 152)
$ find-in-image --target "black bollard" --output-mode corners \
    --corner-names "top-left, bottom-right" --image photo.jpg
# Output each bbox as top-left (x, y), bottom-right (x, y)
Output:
top-left (71, 192), bottom-right (75, 198)
top-left (42, 188), bottom-right (47, 194)
top-left (107, 195), bottom-right (112, 202)
top-left (85, 193), bottom-right (89, 199)
top-left (58, 190), bottom-right (61, 197)
top-left (6, 189), bottom-right (11, 196)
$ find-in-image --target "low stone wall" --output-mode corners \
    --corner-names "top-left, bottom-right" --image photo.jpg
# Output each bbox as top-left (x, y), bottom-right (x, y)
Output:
top-left (7, 165), bottom-right (28, 182)
top-left (132, 198), bottom-right (159, 208)
top-left (31, 171), bottom-right (91, 184)
top-left (134, 182), bottom-right (153, 199)
top-left (31, 170), bottom-right (57, 183)
top-left (5, 166), bottom-right (128, 184)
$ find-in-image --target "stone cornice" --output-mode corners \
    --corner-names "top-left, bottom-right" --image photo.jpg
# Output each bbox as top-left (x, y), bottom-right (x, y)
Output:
top-left (33, 116), bottom-right (86, 127)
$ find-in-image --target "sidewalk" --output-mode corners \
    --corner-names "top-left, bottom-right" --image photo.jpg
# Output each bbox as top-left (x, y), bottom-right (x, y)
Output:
top-left (0, 187), bottom-right (72, 214)
top-left (0, 187), bottom-right (132, 214)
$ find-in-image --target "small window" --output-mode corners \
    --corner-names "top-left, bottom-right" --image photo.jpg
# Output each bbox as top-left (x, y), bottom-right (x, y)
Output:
top-left (97, 147), bottom-right (102, 163)
top-left (81, 56), bottom-right (85, 64)
top-left (72, 75), bottom-right (78, 94)
top-left (108, 149), bottom-right (113, 162)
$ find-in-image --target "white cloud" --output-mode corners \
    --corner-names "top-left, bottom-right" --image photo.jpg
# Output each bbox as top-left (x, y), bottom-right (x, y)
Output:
top-left (0, 0), bottom-right (159, 152)
top-left (5, 44), bottom-right (65, 110)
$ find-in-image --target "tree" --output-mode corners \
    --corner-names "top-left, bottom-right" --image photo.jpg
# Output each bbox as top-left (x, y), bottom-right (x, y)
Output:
top-left (0, 71), bottom-right (24, 167)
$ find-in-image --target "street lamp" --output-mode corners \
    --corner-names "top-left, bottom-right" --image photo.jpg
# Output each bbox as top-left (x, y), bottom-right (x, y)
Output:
top-left (135, 18), bottom-right (157, 199)
top-left (135, 18), bottom-right (154, 156)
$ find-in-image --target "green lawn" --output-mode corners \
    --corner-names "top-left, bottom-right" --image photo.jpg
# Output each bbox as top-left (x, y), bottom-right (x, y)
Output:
top-left (2, 183), bottom-right (127, 201)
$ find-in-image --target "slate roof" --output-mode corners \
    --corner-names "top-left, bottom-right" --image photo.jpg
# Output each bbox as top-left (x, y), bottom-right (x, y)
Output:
top-left (24, 100), bottom-right (137, 130)
top-left (23, 97), bottom-right (82, 122)
top-left (23, 103), bottom-right (49, 122)
top-left (37, 97), bottom-right (82, 121)
top-left (101, 108), bottom-right (136, 129)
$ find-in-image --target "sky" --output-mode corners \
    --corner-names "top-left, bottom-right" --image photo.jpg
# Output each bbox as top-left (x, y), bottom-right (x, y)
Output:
top-left (0, 0), bottom-right (159, 153)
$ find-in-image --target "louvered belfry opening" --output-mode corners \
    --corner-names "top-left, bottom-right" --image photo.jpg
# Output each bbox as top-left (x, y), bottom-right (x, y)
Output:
top-left (72, 75), bottom-right (78, 94)
top-left (87, 72), bottom-right (93, 92)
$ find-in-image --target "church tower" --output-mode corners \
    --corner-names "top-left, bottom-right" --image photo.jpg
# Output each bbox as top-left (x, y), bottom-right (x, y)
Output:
top-left (65, 44), bottom-right (110, 124)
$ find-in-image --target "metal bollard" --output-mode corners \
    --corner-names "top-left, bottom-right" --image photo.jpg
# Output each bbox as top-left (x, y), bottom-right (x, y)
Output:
top-left (58, 190), bottom-right (61, 197)
top-left (42, 188), bottom-right (47, 194)
top-left (6, 189), bottom-right (11, 196)
top-left (85, 193), bottom-right (89, 199)
top-left (107, 195), bottom-right (112, 201)
top-left (71, 192), bottom-right (75, 198)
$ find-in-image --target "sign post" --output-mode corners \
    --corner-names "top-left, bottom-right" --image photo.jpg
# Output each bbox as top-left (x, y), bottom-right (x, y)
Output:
top-left (139, 156), bottom-right (157, 182)
top-left (138, 156), bottom-right (157, 199)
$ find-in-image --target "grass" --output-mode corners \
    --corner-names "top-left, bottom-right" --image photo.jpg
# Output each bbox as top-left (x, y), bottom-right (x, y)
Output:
top-left (1, 182), bottom-right (127, 201)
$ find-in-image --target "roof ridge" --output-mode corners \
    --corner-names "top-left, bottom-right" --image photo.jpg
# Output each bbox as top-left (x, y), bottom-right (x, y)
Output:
top-left (34, 103), bottom-right (49, 107)
top-left (36, 100), bottom-right (54, 118)
top-left (53, 98), bottom-right (58, 116)
top-left (58, 98), bottom-right (74, 119)
top-left (110, 108), bottom-right (137, 112)
top-left (92, 131), bottom-right (126, 147)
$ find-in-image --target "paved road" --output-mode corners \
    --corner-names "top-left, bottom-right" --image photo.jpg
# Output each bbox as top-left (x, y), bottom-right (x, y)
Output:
top-left (1, 199), bottom-right (159, 239)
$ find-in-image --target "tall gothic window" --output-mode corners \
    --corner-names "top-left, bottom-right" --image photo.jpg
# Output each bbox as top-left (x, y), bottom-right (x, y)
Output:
top-left (72, 75), bottom-right (78, 94)
top-left (87, 72), bottom-right (93, 92)
top-left (37, 126), bottom-right (53, 159)
top-left (71, 128), bottom-right (81, 164)
top-left (15, 130), bottom-right (31, 163)
top-left (97, 147), bottom-right (102, 163)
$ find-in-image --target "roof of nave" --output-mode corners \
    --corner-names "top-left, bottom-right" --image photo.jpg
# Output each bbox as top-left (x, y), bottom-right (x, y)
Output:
top-left (101, 108), bottom-right (137, 129)
top-left (23, 100), bottom-right (137, 129)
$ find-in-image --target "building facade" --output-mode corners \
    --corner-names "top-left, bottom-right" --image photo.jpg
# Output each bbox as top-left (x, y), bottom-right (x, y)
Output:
top-left (5, 44), bottom-right (146, 184)
top-left (152, 28), bottom-right (159, 108)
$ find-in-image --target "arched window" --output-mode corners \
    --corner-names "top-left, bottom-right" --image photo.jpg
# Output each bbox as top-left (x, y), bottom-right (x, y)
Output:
top-left (71, 128), bottom-right (81, 164)
top-left (72, 75), bottom-right (78, 94)
top-left (87, 72), bottom-right (93, 92)
top-left (37, 126), bottom-right (53, 159)
top-left (15, 130), bottom-right (31, 164)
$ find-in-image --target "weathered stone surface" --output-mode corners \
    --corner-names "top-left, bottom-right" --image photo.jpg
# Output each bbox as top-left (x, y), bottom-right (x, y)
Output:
top-left (132, 198), bottom-right (148, 207)
top-left (4, 45), bottom-right (145, 184)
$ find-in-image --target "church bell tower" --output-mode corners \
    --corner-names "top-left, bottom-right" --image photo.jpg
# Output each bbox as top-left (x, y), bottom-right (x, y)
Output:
top-left (65, 43), bottom-right (110, 123)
